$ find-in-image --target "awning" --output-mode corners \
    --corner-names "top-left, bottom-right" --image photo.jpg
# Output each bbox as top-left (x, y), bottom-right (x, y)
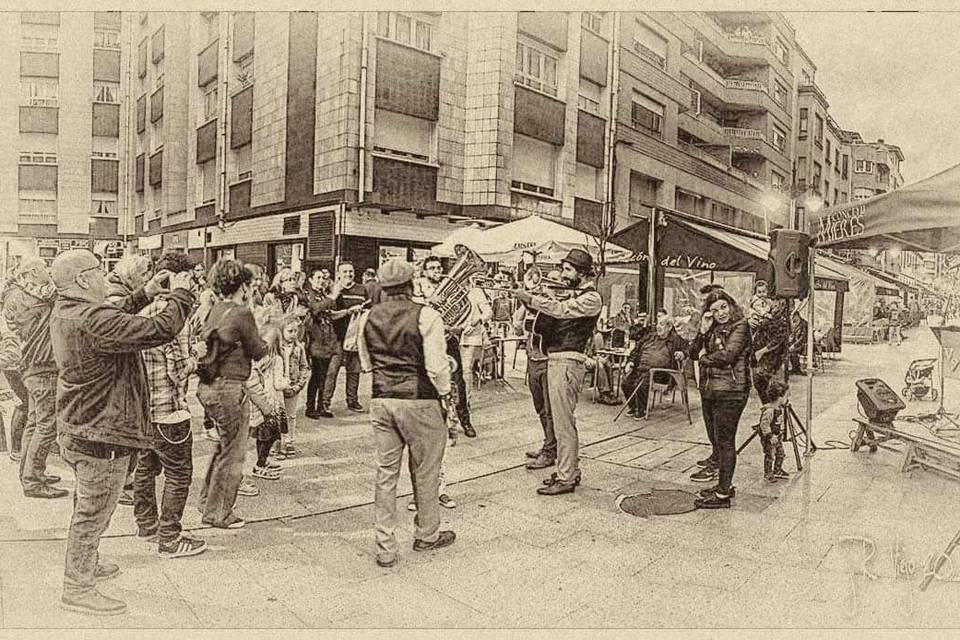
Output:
top-left (864, 267), bottom-right (940, 298)
top-left (815, 259), bottom-right (900, 297)
top-left (609, 214), bottom-right (848, 292)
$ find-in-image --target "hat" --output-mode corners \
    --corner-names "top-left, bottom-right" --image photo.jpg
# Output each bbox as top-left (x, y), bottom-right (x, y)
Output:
top-left (377, 259), bottom-right (416, 288)
top-left (562, 248), bottom-right (593, 272)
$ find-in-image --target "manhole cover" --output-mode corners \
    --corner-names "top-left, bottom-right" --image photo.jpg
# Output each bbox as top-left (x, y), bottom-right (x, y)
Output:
top-left (616, 489), bottom-right (698, 517)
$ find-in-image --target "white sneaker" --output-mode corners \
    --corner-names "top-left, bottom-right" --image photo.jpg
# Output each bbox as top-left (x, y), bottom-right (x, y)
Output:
top-left (237, 479), bottom-right (260, 496)
top-left (439, 494), bottom-right (457, 509)
top-left (252, 465), bottom-right (280, 480)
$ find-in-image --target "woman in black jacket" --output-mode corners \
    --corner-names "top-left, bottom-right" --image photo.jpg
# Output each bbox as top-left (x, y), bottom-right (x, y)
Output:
top-left (687, 287), bottom-right (752, 509)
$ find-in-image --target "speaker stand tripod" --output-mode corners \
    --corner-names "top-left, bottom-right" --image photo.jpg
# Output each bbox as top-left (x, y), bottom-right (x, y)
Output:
top-left (930, 343), bottom-right (960, 435)
top-left (736, 400), bottom-right (817, 472)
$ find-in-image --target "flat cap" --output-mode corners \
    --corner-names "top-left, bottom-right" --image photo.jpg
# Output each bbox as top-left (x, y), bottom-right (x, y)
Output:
top-left (378, 259), bottom-right (416, 288)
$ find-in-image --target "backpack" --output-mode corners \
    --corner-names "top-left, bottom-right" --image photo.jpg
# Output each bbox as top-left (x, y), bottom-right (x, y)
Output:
top-left (195, 330), bottom-right (238, 385)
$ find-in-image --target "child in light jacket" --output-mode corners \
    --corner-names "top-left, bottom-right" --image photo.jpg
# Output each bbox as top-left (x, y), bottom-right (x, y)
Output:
top-left (248, 324), bottom-right (288, 481)
top-left (279, 314), bottom-right (309, 457)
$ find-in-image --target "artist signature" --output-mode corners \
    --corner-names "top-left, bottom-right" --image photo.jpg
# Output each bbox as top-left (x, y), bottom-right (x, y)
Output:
top-left (838, 533), bottom-right (958, 588)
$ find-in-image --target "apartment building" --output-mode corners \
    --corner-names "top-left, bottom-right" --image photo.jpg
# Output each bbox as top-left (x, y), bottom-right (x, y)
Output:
top-left (0, 11), bottom-right (125, 269)
top-left (846, 133), bottom-right (904, 199)
top-left (619, 12), bottom-right (797, 233)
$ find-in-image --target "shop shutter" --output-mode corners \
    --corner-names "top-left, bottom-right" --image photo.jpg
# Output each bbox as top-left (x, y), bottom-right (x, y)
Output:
top-left (306, 211), bottom-right (335, 261)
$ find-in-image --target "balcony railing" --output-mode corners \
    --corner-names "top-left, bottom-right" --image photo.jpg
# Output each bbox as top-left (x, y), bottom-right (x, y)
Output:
top-left (632, 40), bottom-right (666, 70)
top-left (723, 127), bottom-right (766, 141)
top-left (726, 31), bottom-right (767, 46)
top-left (678, 141), bottom-right (728, 168)
top-left (725, 79), bottom-right (767, 93)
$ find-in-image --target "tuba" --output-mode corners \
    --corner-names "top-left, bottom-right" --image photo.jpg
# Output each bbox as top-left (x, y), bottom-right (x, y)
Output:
top-left (430, 244), bottom-right (488, 327)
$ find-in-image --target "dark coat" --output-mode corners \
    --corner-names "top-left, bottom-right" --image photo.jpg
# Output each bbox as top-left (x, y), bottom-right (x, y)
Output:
top-left (51, 288), bottom-right (195, 449)
top-left (2, 281), bottom-right (57, 380)
top-left (303, 287), bottom-right (340, 359)
top-left (688, 317), bottom-right (751, 394)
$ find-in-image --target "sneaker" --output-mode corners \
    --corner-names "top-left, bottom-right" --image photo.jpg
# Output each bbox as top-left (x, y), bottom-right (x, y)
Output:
top-left (117, 489), bottom-right (134, 506)
top-left (203, 516), bottom-right (245, 529)
top-left (252, 465), bottom-right (280, 480)
top-left (525, 454), bottom-right (555, 470)
top-left (264, 460), bottom-right (282, 470)
top-left (772, 468), bottom-right (790, 480)
top-left (203, 429), bottom-right (220, 442)
top-left (376, 553), bottom-right (397, 568)
top-left (690, 467), bottom-right (719, 483)
top-left (61, 590), bottom-right (127, 616)
top-left (439, 494), bottom-right (457, 509)
top-left (237, 478), bottom-right (260, 497)
top-left (696, 485), bottom-right (736, 500)
top-left (695, 456), bottom-right (718, 468)
top-left (158, 535), bottom-right (208, 559)
top-left (305, 410), bottom-right (321, 420)
top-left (347, 403), bottom-right (366, 413)
top-left (93, 563), bottom-right (121, 583)
top-left (413, 530), bottom-right (456, 552)
top-left (42, 473), bottom-right (62, 484)
top-left (317, 408), bottom-right (335, 419)
top-left (695, 493), bottom-right (731, 509)
top-left (281, 444), bottom-right (296, 457)
top-left (407, 500), bottom-right (417, 512)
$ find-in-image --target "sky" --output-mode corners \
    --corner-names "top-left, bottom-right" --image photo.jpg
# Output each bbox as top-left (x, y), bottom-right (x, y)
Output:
top-left (787, 11), bottom-right (960, 185)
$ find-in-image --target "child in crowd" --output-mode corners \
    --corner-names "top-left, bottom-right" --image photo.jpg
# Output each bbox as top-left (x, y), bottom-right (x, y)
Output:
top-left (278, 315), bottom-right (309, 458)
top-left (756, 378), bottom-right (790, 483)
top-left (249, 324), bottom-right (289, 482)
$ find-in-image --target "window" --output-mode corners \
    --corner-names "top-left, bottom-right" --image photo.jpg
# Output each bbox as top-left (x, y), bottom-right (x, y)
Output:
top-left (155, 57), bottom-right (165, 89)
top-left (825, 139), bottom-right (832, 163)
top-left (373, 109), bottom-right (435, 162)
top-left (814, 113), bottom-right (824, 145)
top-left (577, 78), bottom-right (602, 114)
top-left (772, 126), bottom-right (786, 152)
top-left (235, 55), bottom-right (254, 90)
top-left (854, 187), bottom-right (873, 200)
top-left (575, 163), bottom-right (600, 201)
top-left (19, 196), bottom-right (56, 215)
top-left (801, 70), bottom-right (811, 86)
top-left (835, 149), bottom-right (841, 171)
top-left (842, 154), bottom-right (849, 179)
top-left (771, 170), bottom-right (786, 191)
top-left (94, 30), bottom-right (120, 49)
top-left (93, 82), bottom-right (118, 103)
top-left (512, 134), bottom-right (557, 196)
top-left (21, 36), bottom-right (59, 51)
top-left (773, 81), bottom-right (786, 107)
top-left (233, 144), bottom-right (252, 181)
top-left (21, 79), bottom-right (58, 107)
top-left (516, 39), bottom-right (559, 96)
top-left (631, 92), bottom-right (664, 139)
top-left (581, 12), bottom-right (603, 34)
top-left (19, 152), bottom-right (57, 165)
top-left (834, 188), bottom-right (839, 205)
top-left (841, 191), bottom-right (848, 202)
top-left (92, 198), bottom-right (117, 215)
top-left (629, 172), bottom-right (660, 215)
top-left (152, 26), bottom-right (165, 63)
top-left (376, 12), bottom-right (432, 52)
top-left (200, 84), bottom-right (218, 124)
top-left (774, 38), bottom-right (788, 65)
top-left (825, 180), bottom-right (830, 200)
top-left (798, 108), bottom-right (808, 138)
top-left (812, 161), bottom-right (822, 191)
top-left (197, 159), bottom-right (217, 205)
top-left (152, 121), bottom-right (163, 151)
top-left (855, 160), bottom-right (874, 173)
top-left (633, 21), bottom-right (667, 70)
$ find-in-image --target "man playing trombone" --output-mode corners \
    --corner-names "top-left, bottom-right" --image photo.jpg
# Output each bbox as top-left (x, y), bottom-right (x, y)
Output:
top-left (512, 249), bottom-right (602, 496)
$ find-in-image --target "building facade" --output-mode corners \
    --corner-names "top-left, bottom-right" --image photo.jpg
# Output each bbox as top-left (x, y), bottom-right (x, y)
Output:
top-left (0, 11), bottom-right (125, 269)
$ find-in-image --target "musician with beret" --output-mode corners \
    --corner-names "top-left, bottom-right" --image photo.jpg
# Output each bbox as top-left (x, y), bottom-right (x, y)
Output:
top-left (513, 249), bottom-right (603, 496)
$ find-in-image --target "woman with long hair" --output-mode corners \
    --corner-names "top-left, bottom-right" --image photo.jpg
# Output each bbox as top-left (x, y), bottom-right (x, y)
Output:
top-left (687, 286), bottom-right (752, 509)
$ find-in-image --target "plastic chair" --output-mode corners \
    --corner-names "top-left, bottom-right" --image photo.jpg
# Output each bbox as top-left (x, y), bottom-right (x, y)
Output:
top-left (645, 356), bottom-right (692, 424)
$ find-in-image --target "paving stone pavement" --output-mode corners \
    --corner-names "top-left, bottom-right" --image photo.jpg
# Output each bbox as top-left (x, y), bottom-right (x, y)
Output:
top-left (3, 325), bottom-right (960, 628)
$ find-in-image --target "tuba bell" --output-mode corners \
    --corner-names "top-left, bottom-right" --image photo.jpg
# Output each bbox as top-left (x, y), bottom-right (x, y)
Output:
top-left (430, 244), bottom-right (488, 328)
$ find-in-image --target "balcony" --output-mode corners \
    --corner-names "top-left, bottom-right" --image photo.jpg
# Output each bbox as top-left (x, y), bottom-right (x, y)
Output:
top-left (726, 79), bottom-right (765, 92)
top-left (689, 13), bottom-right (791, 78)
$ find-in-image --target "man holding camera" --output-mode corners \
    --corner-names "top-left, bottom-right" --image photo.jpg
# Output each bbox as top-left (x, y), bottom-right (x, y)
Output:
top-left (50, 249), bottom-right (195, 616)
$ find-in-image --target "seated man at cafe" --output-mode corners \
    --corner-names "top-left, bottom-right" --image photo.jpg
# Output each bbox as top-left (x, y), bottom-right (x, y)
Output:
top-left (586, 328), bottom-right (618, 405)
top-left (621, 314), bottom-right (686, 419)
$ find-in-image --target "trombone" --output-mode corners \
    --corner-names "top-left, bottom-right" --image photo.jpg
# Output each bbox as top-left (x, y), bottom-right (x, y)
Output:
top-left (472, 266), bottom-right (573, 298)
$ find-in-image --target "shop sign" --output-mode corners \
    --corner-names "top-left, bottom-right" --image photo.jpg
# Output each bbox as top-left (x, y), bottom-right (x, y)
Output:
top-left (59, 238), bottom-right (92, 252)
top-left (816, 204), bottom-right (866, 245)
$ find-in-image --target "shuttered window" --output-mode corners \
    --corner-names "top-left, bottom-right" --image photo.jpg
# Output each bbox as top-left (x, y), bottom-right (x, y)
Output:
top-left (91, 159), bottom-right (119, 192)
top-left (230, 86), bottom-right (253, 148)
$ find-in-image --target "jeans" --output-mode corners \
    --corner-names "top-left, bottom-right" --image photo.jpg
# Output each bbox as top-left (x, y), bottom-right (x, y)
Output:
top-left (527, 358), bottom-right (555, 459)
top-left (323, 345), bottom-right (361, 408)
top-left (547, 355), bottom-right (587, 484)
top-left (281, 393), bottom-right (299, 445)
top-left (2, 369), bottom-right (28, 453)
top-left (133, 420), bottom-right (193, 543)
top-left (60, 440), bottom-right (130, 597)
top-left (701, 391), bottom-right (748, 494)
top-left (370, 398), bottom-right (446, 558)
top-left (20, 372), bottom-right (58, 492)
top-left (197, 379), bottom-right (250, 525)
top-left (306, 356), bottom-right (332, 412)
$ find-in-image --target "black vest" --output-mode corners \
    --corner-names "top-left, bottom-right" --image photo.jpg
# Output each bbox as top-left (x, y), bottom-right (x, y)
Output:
top-left (363, 296), bottom-right (439, 400)
top-left (536, 289), bottom-right (600, 354)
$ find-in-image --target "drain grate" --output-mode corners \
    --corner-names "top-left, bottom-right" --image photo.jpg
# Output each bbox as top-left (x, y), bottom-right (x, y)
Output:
top-left (615, 489), bottom-right (699, 517)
